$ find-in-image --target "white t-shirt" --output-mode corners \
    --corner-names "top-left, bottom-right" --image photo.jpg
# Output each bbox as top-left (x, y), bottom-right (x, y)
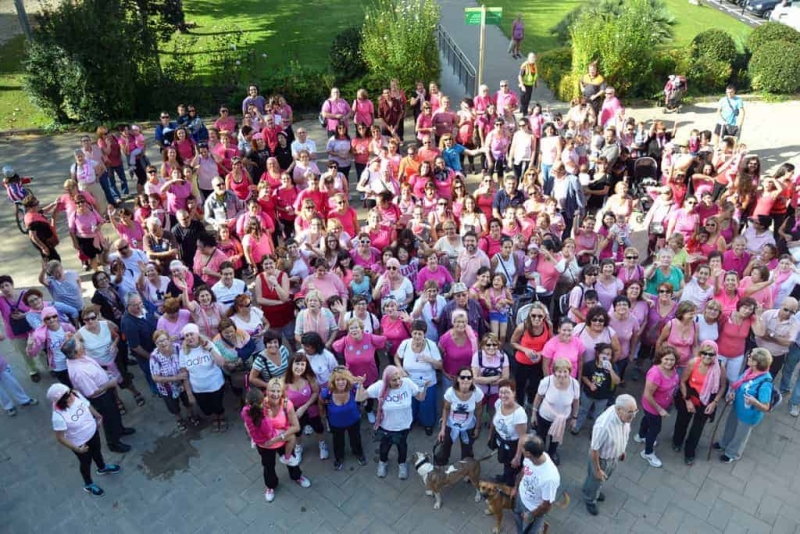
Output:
top-left (179, 346), bottom-right (225, 393)
top-left (367, 377), bottom-right (421, 431)
top-left (143, 275), bottom-right (171, 308)
top-left (79, 322), bottom-right (115, 366)
top-left (305, 350), bottom-right (338, 385)
top-left (493, 399), bottom-right (527, 441)
top-left (396, 338), bottom-right (441, 387)
top-left (518, 456), bottom-right (561, 511)
top-left (537, 375), bottom-right (580, 422)
top-left (681, 279), bottom-right (714, 311)
top-left (231, 307), bottom-right (265, 338)
top-left (444, 387), bottom-right (484, 429)
top-left (381, 277), bottom-right (415, 310)
top-left (51, 392), bottom-right (97, 447)
top-left (695, 314), bottom-right (719, 345)
top-left (211, 279), bottom-right (249, 312)
top-left (48, 327), bottom-right (69, 372)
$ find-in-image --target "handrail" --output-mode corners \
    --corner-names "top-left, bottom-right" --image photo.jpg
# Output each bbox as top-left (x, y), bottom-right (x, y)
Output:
top-left (436, 23), bottom-right (477, 95)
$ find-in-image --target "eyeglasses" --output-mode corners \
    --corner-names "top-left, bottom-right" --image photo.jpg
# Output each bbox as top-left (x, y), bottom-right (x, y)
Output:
top-left (44, 315), bottom-right (58, 321)
top-left (590, 318), bottom-right (605, 323)
top-left (386, 266), bottom-right (398, 271)
top-left (530, 314), bottom-right (545, 319)
top-left (700, 351), bottom-right (716, 357)
top-left (84, 315), bottom-right (97, 321)
top-left (458, 375), bottom-right (473, 380)
top-left (658, 289), bottom-right (672, 294)
top-left (625, 255), bottom-right (638, 260)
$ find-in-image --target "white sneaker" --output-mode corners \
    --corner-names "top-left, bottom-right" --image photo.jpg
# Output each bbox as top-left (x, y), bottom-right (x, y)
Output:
top-left (398, 462), bottom-right (408, 480)
top-left (790, 405), bottom-right (800, 417)
top-left (295, 476), bottom-right (311, 488)
top-left (295, 444), bottom-right (304, 462)
top-left (367, 412), bottom-right (376, 424)
top-left (640, 450), bottom-right (663, 468)
top-left (264, 488), bottom-right (275, 503)
top-left (279, 452), bottom-right (300, 467)
top-left (633, 434), bottom-right (645, 444)
top-left (377, 461), bottom-right (388, 478)
top-left (303, 425), bottom-right (314, 436)
top-left (319, 441), bottom-right (330, 460)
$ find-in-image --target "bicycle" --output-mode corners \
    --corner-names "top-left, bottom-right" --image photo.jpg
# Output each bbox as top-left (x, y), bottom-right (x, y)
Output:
top-left (2, 165), bottom-right (34, 234)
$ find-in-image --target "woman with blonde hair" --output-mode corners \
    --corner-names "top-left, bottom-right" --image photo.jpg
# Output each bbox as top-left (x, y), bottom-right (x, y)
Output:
top-left (472, 332), bottom-right (511, 417)
top-left (510, 301), bottom-right (552, 406)
top-left (319, 366), bottom-right (368, 470)
top-left (531, 357), bottom-right (580, 465)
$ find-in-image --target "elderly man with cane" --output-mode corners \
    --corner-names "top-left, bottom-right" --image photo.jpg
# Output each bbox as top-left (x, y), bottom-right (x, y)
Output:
top-left (583, 394), bottom-right (637, 516)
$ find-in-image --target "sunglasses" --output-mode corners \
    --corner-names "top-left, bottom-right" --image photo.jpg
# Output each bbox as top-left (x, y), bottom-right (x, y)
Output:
top-left (360, 240), bottom-right (371, 244)
top-left (658, 289), bottom-right (672, 294)
top-left (458, 375), bottom-right (473, 380)
top-left (386, 266), bottom-right (398, 271)
top-left (700, 351), bottom-right (716, 357)
top-left (625, 255), bottom-right (639, 260)
top-left (44, 315), bottom-right (58, 321)
top-left (530, 314), bottom-right (545, 319)
top-left (484, 343), bottom-right (499, 347)
top-left (590, 318), bottom-right (605, 323)
top-left (84, 315), bottom-right (98, 321)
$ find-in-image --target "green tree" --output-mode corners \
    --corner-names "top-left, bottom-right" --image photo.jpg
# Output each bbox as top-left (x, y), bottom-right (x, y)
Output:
top-left (552, 0), bottom-right (674, 46)
top-left (360, 0), bottom-right (440, 90)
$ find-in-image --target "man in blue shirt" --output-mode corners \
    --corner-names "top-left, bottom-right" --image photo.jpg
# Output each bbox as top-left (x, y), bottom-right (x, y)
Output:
top-left (492, 174), bottom-right (525, 220)
top-left (154, 111), bottom-right (178, 152)
top-left (713, 85), bottom-right (745, 148)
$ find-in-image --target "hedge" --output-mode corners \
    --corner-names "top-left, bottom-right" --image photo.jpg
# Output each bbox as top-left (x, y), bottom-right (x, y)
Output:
top-left (749, 40), bottom-right (800, 93)
top-left (692, 29), bottom-right (737, 65)
top-left (747, 21), bottom-right (800, 54)
top-left (537, 47), bottom-right (572, 101)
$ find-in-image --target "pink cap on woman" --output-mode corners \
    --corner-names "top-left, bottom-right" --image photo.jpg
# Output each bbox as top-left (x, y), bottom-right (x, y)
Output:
top-left (40, 306), bottom-right (58, 319)
top-left (46, 383), bottom-right (70, 404)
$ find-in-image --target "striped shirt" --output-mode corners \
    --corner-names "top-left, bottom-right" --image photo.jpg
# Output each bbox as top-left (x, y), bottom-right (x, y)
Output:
top-left (252, 346), bottom-right (290, 380)
top-left (590, 406), bottom-right (630, 460)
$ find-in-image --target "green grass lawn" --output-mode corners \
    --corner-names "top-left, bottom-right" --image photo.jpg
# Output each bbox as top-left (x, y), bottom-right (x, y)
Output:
top-left (179, 0), bottom-right (365, 76)
top-left (486, 0), bottom-right (752, 53)
top-left (0, 36), bottom-right (51, 131)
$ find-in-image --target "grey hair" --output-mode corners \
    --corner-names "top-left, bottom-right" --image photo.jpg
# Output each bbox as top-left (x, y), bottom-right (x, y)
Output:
top-left (61, 338), bottom-right (80, 360)
top-left (45, 260), bottom-right (62, 276)
top-left (125, 292), bottom-right (143, 306)
top-left (615, 394), bottom-right (636, 410)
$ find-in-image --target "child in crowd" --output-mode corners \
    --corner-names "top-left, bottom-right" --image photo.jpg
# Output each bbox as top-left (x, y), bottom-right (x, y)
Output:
top-left (349, 266), bottom-right (372, 303)
top-left (486, 273), bottom-right (513, 340)
top-left (610, 213), bottom-right (632, 257)
top-left (241, 388), bottom-right (299, 466)
top-left (573, 343), bottom-right (619, 433)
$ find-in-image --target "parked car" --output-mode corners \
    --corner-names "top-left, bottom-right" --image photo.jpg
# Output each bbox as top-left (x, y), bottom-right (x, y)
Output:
top-left (772, 1), bottom-right (800, 28)
top-left (746, 0), bottom-right (790, 18)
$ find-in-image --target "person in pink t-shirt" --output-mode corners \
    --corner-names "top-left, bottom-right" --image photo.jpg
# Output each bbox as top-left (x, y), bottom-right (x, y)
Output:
top-left (541, 319), bottom-right (585, 379)
top-left (415, 252), bottom-right (453, 292)
top-left (68, 196), bottom-right (106, 271)
top-left (637, 347), bottom-right (679, 468)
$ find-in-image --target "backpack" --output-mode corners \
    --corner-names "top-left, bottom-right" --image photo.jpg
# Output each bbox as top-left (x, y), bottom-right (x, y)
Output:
top-left (558, 285), bottom-right (584, 316)
top-left (757, 378), bottom-right (782, 412)
top-left (478, 350), bottom-right (505, 378)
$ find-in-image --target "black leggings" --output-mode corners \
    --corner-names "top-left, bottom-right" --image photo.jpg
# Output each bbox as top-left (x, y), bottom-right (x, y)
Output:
top-left (257, 444), bottom-right (303, 489)
top-left (434, 426), bottom-right (475, 466)
top-left (672, 399), bottom-right (712, 459)
top-left (534, 413), bottom-right (561, 455)
top-left (331, 420), bottom-right (364, 461)
top-left (514, 363), bottom-right (542, 406)
top-left (72, 430), bottom-right (106, 485)
top-left (378, 428), bottom-right (409, 463)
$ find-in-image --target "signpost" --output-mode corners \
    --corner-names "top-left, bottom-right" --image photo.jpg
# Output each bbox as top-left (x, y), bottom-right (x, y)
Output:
top-left (464, 6), bottom-right (502, 87)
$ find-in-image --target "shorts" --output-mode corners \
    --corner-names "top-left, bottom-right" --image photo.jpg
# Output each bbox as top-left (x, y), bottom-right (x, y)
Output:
top-left (162, 391), bottom-right (191, 415)
top-left (299, 412), bottom-right (325, 434)
top-left (77, 236), bottom-right (103, 259)
top-left (489, 311), bottom-right (509, 323)
top-left (194, 387), bottom-right (225, 416)
top-left (714, 123), bottom-right (739, 138)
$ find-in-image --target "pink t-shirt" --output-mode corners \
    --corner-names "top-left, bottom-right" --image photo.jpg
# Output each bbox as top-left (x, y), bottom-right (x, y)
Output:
top-left (541, 336), bottom-right (585, 378)
top-left (381, 316), bottom-right (411, 356)
top-left (165, 180), bottom-right (192, 214)
top-left (717, 315), bottom-right (754, 358)
top-left (439, 332), bottom-right (476, 377)
top-left (595, 277), bottom-right (624, 311)
top-left (242, 233), bottom-right (274, 265)
top-left (536, 258), bottom-right (560, 292)
top-left (69, 210), bottom-right (103, 238)
top-left (642, 366), bottom-right (679, 415)
top-left (416, 266), bottom-right (453, 292)
top-left (335, 333), bottom-right (387, 386)
top-left (608, 313), bottom-right (640, 361)
top-left (157, 310), bottom-right (193, 341)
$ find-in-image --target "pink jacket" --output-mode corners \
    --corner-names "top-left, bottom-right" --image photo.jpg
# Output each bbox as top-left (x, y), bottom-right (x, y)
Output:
top-left (26, 323), bottom-right (76, 366)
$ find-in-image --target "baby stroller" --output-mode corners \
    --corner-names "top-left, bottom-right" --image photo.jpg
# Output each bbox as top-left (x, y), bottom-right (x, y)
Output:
top-left (664, 75), bottom-right (687, 113)
top-left (629, 157), bottom-right (659, 223)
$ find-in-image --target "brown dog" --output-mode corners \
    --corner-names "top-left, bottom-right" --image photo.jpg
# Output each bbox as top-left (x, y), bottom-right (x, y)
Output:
top-left (412, 451), bottom-right (492, 509)
top-left (478, 480), bottom-right (570, 534)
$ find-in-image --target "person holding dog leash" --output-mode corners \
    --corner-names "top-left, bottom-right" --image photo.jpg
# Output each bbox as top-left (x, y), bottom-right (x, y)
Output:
top-left (510, 435), bottom-right (560, 534)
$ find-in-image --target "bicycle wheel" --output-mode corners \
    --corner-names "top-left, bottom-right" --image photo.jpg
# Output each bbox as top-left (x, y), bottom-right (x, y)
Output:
top-left (15, 202), bottom-right (27, 234)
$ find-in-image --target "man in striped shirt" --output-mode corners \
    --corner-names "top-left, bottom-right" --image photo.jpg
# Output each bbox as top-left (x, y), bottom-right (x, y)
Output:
top-left (582, 394), bottom-right (637, 515)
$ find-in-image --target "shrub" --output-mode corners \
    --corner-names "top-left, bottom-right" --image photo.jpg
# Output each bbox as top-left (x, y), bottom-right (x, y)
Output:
top-left (337, 72), bottom-right (385, 101)
top-left (747, 21), bottom-right (800, 54)
top-left (551, 0), bottom-right (674, 46)
top-left (259, 61), bottom-right (336, 111)
top-left (557, 73), bottom-right (580, 102)
top-left (330, 26), bottom-right (368, 82)
top-left (749, 40), bottom-right (800, 93)
top-left (689, 56), bottom-right (732, 94)
top-left (691, 29), bottom-right (737, 65)
top-left (537, 47), bottom-right (572, 90)
top-left (361, 0), bottom-right (440, 90)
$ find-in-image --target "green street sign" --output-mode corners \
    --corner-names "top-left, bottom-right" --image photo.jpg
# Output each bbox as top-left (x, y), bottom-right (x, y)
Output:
top-left (465, 6), bottom-right (502, 25)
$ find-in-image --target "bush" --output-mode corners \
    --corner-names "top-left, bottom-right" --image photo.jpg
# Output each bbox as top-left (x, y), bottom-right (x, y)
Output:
top-left (537, 47), bottom-right (572, 90)
top-left (557, 73), bottom-right (580, 102)
top-left (337, 72), bottom-right (385, 101)
top-left (692, 29), bottom-right (737, 65)
top-left (361, 0), bottom-right (440, 90)
top-left (749, 40), bottom-right (800, 93)
top-left (330, 26), bottom-right (368, 82)
top-left (689, 56), bottom-right (732, 94)
top-left (258, 61), bottom-right (336, 111)
top-left (551, 0), bottom-right (674, 46)
top-left (747, 21), bottom-right (800, 54)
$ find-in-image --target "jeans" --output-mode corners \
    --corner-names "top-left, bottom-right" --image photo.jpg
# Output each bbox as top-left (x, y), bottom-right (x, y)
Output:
top-left (780, 343), bottom-right (800, 405)
top-left (330, 420), bottom-right (364, 461)
top-left (88, 389), bottom-right (125, 446)
top-left (513, 493), bottom-right (546, 534)
top-left (73, 430), bottom-right (106, 485)
top-left (107, 165), bottom-right (129, 196)
top-left (582, 455), bottom-right (617, 504)
top-left (575, 392), bottom-right (611, 432)
top-left (722, 354), bottom-right (745, 388)
top-left (719, 409), bottom-right (755, 460)
top-left (0, 365), bottom-right (32, 410)
top-left (98, 170), bottom-right (119, 204)
top-left (638, 410), bottom-right (662, 455)
top-left (412, 383), bottom-right (437, 428)
top-left (257, 444), bottom-right (303, 489)
top-left (541, 164), bottom-right (554, 195)
top-left (135, 355), bottom-right (158, 395)
top-left (672, 398), bottom-right (712, 459)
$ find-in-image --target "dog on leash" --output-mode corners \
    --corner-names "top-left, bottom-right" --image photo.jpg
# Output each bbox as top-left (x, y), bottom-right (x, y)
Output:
top-left (478, 480), bottom-right (570, 534)
top-left (411, 451), bottom-right (495, 509)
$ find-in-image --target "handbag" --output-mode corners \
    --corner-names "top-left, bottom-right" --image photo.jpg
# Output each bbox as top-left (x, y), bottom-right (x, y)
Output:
top-left (4, 294), bottom-right (31, 336)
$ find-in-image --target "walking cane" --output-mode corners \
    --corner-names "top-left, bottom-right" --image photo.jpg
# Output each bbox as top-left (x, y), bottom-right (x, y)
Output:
top-left (706, 401), bottom-right (729, 461)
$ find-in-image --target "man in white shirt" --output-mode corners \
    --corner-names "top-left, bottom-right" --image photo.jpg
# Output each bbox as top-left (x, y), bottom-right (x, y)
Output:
top-left (583, 394), bottom-right (637, 515)
top-left (211, 262), bottom-right (249, 313)
top-left (290, 128), bottom-right (317, 160)
top-left (512, 435), bottom-right (560, 534)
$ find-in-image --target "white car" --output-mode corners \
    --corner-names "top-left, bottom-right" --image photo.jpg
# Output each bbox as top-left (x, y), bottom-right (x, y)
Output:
top-left (771, 1), bottom-right (800, 29)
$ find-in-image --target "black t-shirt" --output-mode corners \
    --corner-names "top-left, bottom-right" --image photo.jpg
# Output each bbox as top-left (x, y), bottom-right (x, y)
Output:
top-left (586, 173), bottom-right (612, 211)
top-left (582, 361), bottom-right (616, 400)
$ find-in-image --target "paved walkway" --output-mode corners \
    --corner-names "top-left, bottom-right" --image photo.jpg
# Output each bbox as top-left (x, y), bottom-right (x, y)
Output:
top-left (437, 0), bottom-right (557, 108)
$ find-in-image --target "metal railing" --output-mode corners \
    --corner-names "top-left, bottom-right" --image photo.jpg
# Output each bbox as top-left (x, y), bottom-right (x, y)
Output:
top-left (436, 23), bottom-right (476, 95)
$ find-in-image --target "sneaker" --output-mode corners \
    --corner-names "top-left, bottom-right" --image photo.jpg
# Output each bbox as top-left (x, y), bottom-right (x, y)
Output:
top-left (319, 441), bottom-right (330, 460)
top-left (633, 434), bottom-right (645, 444)
top-left (398, 462), bottom-right (409, 480)
top-left (295, 476), bottom-right (311, 488)
top-left (21, 398), bottom-right (38, 407)
top-left (108, 442), bottom-right (131, 453)
top-left (790, 405), bottom-right (800, 417)
top-left (357, 456), bottom-right (368, 466)
top-left (586, 502), bottom-right (599, 515)
top-left (83, 483), bottom-right (105, 497)
top-left (334, 460), bottom-right (343, 471)
top-left (264, 488), bottom-right (275, 503)
top-left (640, 450), bottom-right (662, 468)
top-left (377, 461), bottom-right (388, 478)
top-left (719, 454), bottom-right (735, 464)
top-left (684, 456), bottom-right (695, 466)
top-left (711, 442), bottom-right (722, 450)
top-left (367, 412), bottom-right (376, 424)
top-left (96, 464), bottom-right (121, 475)
top-left (303, 424), bottom-right (314, 435)
top-left (295, 444), bottom-right (304, 462)
top-left (6, 408), bottom-right (16, 417)
top-left (279, 452), bottom-right (300, 467)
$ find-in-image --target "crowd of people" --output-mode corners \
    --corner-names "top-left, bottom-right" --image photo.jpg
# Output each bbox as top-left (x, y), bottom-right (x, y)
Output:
top-left (2, 64), bottom-right (799, 532)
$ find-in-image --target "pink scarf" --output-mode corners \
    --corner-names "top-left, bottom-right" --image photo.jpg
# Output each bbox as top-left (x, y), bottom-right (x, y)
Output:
top-left (772, 269), bottom-right (793, 301)
top-left (699, 359), bottom-right (722, 405)
top-left (730, 368), bottom-right (768, 391)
